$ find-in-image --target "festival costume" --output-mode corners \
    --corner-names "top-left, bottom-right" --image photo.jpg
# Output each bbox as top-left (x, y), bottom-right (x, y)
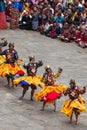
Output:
top-left (0, 48), bottom-right (25, 78)
top-left (0, 1), bottom-right (7, 29)
top-left (13, 60), bottom-right (44, 88)
top-left (61, 83), bottom-right (86, 118)
top-left (61, 96), bottom-right (86, 117)
top-left (0, 62), bottom-right (25, 77)
top-left (35, 69), bottom-right (68, 104)
top-left (35, 84), bottom-right (68, 103)
top-left (0, 55), bottom-right (6, 65)
top-left (14, 75), bottom-right (44, 87)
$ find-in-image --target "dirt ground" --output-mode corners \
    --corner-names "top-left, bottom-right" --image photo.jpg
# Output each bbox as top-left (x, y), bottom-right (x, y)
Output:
top-left (0, 28), bottom-right (87, 130)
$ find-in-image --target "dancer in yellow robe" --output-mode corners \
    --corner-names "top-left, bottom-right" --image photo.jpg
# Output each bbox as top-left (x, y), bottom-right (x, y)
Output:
top-left (35, 66), bottom-right (68, 111)
top-left (14, 56), bottom-right (44, 100)
top-left (61, 79), bottom-right (86, 125)
top-left (0, 43), bottom-right (25, 87)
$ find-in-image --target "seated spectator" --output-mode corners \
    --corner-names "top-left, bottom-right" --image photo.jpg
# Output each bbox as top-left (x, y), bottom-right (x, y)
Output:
top-left (46, 21), bottom-right (60, 38)
top-left (54, 11), bottom-right (65, 28)
top-left (79, 25), bottom-right (87, 48)
top-left (5, 2), bottom-right (12, 22)
top-left (40, 20), bottom-right (52, 35)
top-left (32, 6), bottom-right (39, 30)
top-left (74, 26), bottom-right (82, 43)
top-left (10, 2), bottom-right (20, 29)
top-left (19, 11), bottom-right (33, 30)
top-left (59, 20), bottom-right (74, 42)
top-left (37, 14), bottom-right (48, 32)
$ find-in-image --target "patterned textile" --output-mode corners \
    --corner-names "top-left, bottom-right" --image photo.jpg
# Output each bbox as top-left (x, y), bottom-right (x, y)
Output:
top-left (0, 62), bottom-right (25, 77)
top-left (13, 75), bottom-right (44, 87)
top-left (10, 8), bottom-right (19, 29)
top-left (61, 96), bottom-right (86, 117)
top-left (35, 84), bottom-right (68, 101)
top-left (0, 55), bottom-right (6, 65)
top-left (0, 12), bottom-right (7, 29)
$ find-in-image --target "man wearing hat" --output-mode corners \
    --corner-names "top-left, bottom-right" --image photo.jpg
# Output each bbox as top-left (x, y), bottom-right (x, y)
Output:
top-left (14, 56), bottom-right (43, 100)
top-left (0, 43), bottom-right (25, 87)
top-left (61, 79), bottom-right (86, 125)
top-left (41, 65), bottom-right (54, 86)
top-left (35, 66), bottom-right (67, 111)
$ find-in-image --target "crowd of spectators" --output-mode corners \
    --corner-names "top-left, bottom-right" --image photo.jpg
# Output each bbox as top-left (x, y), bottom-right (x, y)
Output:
top-left (2, 0), bottom-right (87, 48)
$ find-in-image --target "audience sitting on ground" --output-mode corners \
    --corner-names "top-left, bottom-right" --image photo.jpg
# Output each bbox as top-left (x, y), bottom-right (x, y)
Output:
top-left (5, 0), bottom-right (87, 48)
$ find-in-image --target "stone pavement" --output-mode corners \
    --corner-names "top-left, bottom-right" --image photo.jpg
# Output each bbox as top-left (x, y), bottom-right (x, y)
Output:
top-left (0, 29), bottom-right (87, 130)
